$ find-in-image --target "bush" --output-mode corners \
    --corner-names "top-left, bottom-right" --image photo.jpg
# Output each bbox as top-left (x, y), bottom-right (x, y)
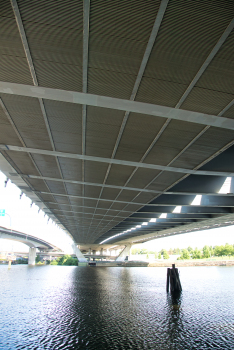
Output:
top-left (50, 255), bottom-right (78, 266)
top-left (192, 248), bottom-right (202, 259)
top-left (50, 259), bottom-right (58, 265)
top-left (63, 257), bottom-right (78, 266)
top-left (178, 249), bottom-right (190, 260)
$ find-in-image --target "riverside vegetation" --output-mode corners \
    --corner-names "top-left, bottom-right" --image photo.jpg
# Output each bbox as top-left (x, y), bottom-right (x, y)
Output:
top-left (131, 243), bottom-right (234, 260)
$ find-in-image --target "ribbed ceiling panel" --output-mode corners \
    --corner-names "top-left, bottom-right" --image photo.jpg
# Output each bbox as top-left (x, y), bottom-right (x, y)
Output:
top-left (86, 106), bottom-right (124, 158)
top-left (53, 195), bottom-right (70, 205)
top-left (27, 178), bottom-right (49, 193)
top-left (125, 168), bottom-right (159, 189)
top-left (222, 104), bottom-right (234, 120)
top-left (172, 127), bottom-right (234, 169)
top-left (18, 0), bottom-right (83, 28)
top-left (88, 0), bottom-right (160, 99)
top-left (59, 158), bottom-right (82, 181)
top-left (45, 180), bottom-right (66, 195)
top-left (0, 94), bottom-right (52, 150)
top-left (136, 0), bottom-right (234, 108)
top-left (85, 162), bottom-right (109, 184)
top-left (105, 165), bottom-right (135, 187)
top-left (180, 87), bottom-right (234, 115)
top-left (116, 190), bottom-right (139, 203)
top-left (100, 188), bottom-right (121, 201)
top-left (136, 78), bottom-right (187, 107)
top-left (84, 185), bottom-right (101, 199)
top-left (18, 0), bottom-right (83, 91)
top-left (143, 120), bottom-right (205, 166)
top-left (115, 113), bottom-right (166, 162)
top-left (69, 198), bottom-right (83, 206)
top-left (44, 100), bottom-right (82, 153)
top-left (146, 172), bottom-right (184, 192)
top-left (0, 16), bottom-right (33, 85)
top-left (4, 150), bottom-right (39, 176)
top-left (196, 29), bottom-right (234, 96)
top-left (0, 108), bottom-right (22, 146)
top-left (31, 154), bottom-right (61, 178)
top-left (66, 183), bottom-right (83, 197)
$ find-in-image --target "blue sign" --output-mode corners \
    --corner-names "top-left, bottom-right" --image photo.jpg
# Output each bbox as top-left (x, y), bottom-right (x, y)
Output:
top-left (0, 209), bottom-right (5, 216)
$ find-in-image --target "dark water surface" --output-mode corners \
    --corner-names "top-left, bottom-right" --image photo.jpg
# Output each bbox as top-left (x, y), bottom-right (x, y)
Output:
top-left (1, 265), bottom-right (234, 350)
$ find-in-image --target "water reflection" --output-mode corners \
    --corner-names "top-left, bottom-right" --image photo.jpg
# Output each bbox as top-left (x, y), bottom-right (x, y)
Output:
top-left (0, 266), bottom-right (234, 349)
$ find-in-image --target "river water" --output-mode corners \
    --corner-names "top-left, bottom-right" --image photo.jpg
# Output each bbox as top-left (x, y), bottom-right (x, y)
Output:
top-left (1, 265), bottom-right (234, 349)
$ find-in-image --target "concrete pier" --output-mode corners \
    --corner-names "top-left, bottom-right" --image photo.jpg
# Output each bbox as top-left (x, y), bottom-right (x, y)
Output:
top-left (116, 244), bottom-right (132, 262)
top-left (72, 244), bottom-right (87, 266)
top-left (28, 247), bottom-right (36, 266)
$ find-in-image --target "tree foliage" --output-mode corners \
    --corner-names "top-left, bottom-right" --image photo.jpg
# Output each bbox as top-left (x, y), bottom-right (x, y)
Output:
top-left (163, 250), bottom-right (169, 259)
top-left (178, 249), bottom-right (190, 260)
top-left (130, 243), bottom-right (234, 261)
top-left (191, 248), bottom-right (202, 259)
top-left (50, 255), bottom-right (78, 266)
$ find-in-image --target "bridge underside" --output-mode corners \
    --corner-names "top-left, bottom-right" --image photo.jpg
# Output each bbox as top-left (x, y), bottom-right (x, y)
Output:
top-left (0, 226), bottom-right (59, 251)
top-left (0, 0), bottom-right (234, 248)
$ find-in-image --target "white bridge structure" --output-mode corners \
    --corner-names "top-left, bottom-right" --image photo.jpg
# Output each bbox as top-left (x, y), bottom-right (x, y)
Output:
top-left (0, 1), bottom-right (234, 263)
top-left (0, 226), bottom-right (61, 265)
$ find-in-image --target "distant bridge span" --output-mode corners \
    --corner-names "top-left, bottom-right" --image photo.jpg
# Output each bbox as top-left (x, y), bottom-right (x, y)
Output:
top-left (0, 226), bottom-right (61, 265)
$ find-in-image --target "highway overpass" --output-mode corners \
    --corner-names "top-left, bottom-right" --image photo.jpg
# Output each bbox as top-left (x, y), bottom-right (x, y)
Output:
top-left (0, 0), bottom-right (234, 261)
top-left (0, 225), bottom-right (61, 264)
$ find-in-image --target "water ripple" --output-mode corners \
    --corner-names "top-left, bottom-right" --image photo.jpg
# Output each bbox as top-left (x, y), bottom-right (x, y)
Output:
top-left (0, 266), bottom-right (234, 349)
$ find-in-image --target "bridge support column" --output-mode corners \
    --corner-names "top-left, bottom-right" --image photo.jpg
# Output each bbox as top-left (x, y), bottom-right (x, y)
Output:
top-left (28, 247), bottom-right (36, 266)
top-left (116, 244), bottom-right (132, 262)
top-left (100, 248), bottom-right (103, 261)
top-left (72, 244), bottom-right (87, 266)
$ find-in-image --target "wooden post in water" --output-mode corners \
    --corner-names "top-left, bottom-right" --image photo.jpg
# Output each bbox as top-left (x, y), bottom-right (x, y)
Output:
top-left (166, 264), bottom-right (182, 293)
top-left (166, 268), bottom-right (170, 292)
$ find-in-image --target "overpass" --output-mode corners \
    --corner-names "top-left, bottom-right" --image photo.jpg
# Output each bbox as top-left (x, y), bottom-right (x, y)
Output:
top-left (0, 0), bottom-right (234, 262)
top-left (0, 226), bottom-right (61, 264)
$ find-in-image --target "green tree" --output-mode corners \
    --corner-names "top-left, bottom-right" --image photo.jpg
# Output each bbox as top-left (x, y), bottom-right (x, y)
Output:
top-left (139, 249), bottom-right (148, 255)
top-left (50, 259), bottom-right (58, 265)
top-left (63, 257), bottom-right (78, 266)
top-left (214, 245), bottom-right (224, 257)
top-left (158, 253), bottom-right (161, 259)
top-left (187, 246), bottom-right (193, 253)
top-left (35, 256), bottom-right (41, 263)
top-left (179, 249), bottom-right (190, 260)
top-left (203, 245), bottom-right (210, 258)
top-left (192, 248), bottom-right (202, 259)
top-left (209, 246), bottom-right (214, 256)
top-left (168, 248), bottom-right (173, 255)
top-left (163, 250), bottom-right (169, 259)
top-left (57, 254), bottom-right (70, 265)
top-left (224, 243), bottom-right (233, 256)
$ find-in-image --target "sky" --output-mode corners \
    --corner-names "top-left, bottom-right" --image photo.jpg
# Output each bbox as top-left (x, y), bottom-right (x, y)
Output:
top-left (0, 171), bottom-right (74, 253)
top-left (0, 170), bottom-right (233, 253)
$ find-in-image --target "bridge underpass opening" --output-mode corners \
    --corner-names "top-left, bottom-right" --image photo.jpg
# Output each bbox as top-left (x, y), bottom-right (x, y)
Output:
top-left (0, 0), bottom-right (233, 254)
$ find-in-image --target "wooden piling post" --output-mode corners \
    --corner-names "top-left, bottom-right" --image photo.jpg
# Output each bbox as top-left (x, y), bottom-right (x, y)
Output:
top-left (166, 268), bottom-right (170, 292)
top-left (166, 264), bottom-right (182, 293)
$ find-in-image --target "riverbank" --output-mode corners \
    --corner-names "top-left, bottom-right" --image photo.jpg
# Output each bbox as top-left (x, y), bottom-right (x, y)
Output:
top-left (88, 260), bottom-right (234, 267)
top-left (148, 260), bottom-right (234, 267)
